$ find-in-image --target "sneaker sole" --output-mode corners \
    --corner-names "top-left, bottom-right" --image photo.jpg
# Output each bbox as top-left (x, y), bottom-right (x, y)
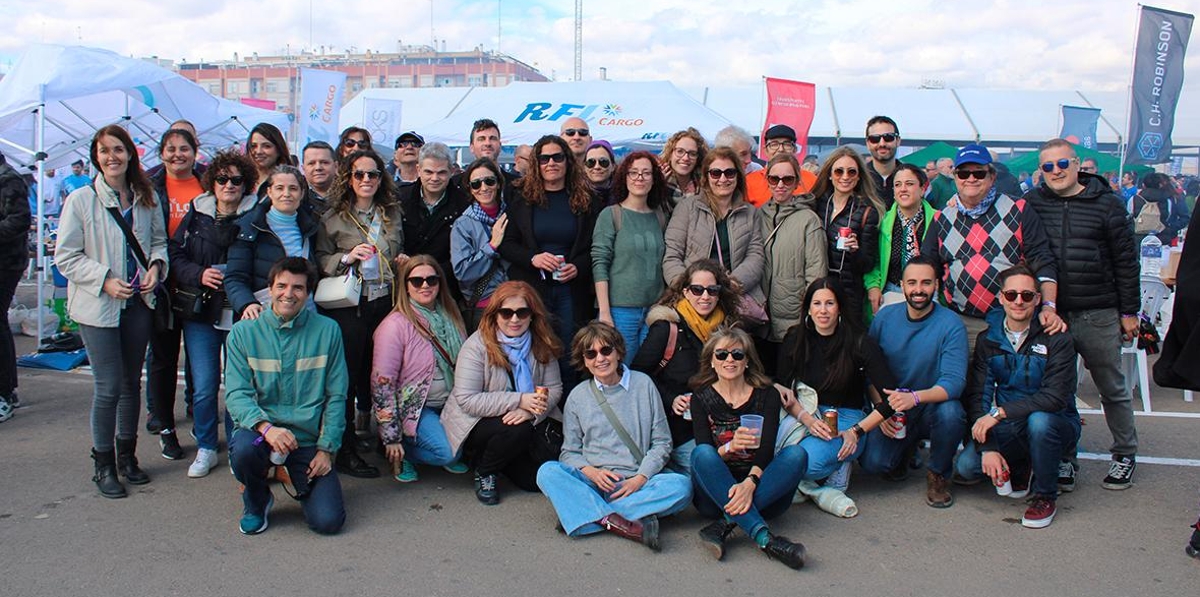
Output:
top-left (1057, 482), bottom-right (1076, 493)
top-left (187, 466), bottom-right (214, 479)
top-left (1102, 481), bottom-right (1133, 490)
top-left (1021, 512), bottom-right (1055, 529)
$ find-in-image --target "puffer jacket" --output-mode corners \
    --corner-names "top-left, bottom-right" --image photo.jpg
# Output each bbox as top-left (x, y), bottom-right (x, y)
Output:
top-left (0, 160), bottom-right (31, 271)
top-left (815, 193), bottom-right (880, 324)
top-left (224, 201), bottom-right (320, 317)
top-left (662, 194), bottom-right (765, 302)
top-left (1024, 172), bottom-right (1139, 315)
top-left (629, 304), bottom-right (707, 447)
top-left (167, 192), bottom-right (258, 323)
top-left (760, 194), bottom-right (827, 341)
top-left (964, 309), bottom-right (1079, 453)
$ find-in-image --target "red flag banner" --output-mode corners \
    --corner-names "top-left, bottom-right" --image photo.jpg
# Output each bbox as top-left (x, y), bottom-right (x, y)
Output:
top-left (760, 77), bottom-right (817, 161)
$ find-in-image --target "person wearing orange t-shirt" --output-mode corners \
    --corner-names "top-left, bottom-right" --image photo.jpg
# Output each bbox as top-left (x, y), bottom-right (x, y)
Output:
top-left (746, 125), bottom-right (816, 208)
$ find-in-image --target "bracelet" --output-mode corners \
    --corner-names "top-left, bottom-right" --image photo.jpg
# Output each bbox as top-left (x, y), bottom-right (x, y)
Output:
top-left (851, 423), bottom-right (865, 439)
top-left (340, 254), bottom-right (353, 265)
top-left (1042, 300), bottom-right (1057, 310)
top-left (259, 423), bottom-right (273, 436)
top-left (912, 391), bottom-right (921, 406)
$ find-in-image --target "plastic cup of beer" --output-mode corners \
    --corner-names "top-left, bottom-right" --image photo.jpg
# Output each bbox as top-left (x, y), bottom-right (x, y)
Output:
top-left (740, 414), bottom-right (764, 449)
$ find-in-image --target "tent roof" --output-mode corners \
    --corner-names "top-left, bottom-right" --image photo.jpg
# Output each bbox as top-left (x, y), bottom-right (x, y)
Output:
top-left (1004, 142), bottom-right (1153, 175)
top-left (899, 141), bottom-right (959, 166)
top-left (0, 44), bottom-right (290, 170)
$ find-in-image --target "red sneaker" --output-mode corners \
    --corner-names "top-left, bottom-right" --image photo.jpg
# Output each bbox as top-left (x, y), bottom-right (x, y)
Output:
top-left (1022, 496), bottom-right (1057, 529)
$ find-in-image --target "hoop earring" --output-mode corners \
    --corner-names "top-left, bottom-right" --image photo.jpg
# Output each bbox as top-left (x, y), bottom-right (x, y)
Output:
top-left (804, 315), bottom-right (815, 330)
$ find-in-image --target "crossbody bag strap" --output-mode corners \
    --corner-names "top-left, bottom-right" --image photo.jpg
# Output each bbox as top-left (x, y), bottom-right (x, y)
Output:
top-left (587, 382), bottom-right (644, 462)
top-left (104, 206), bottom-right (151, 271)
top-left (654, 323), bottom-right (679, 374)
top-left (411, 315), bottom-right (455, 365)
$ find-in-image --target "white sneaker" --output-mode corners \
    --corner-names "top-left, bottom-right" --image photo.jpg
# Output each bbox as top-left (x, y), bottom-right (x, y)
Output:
top-left (188, 448), bottom-right (219, 478)
top-left (0, 397), bottom-right (13, 423)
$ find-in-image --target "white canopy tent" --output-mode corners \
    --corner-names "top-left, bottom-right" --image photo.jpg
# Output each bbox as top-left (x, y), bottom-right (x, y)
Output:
top-left (0, 44), bottom-right (290, 339)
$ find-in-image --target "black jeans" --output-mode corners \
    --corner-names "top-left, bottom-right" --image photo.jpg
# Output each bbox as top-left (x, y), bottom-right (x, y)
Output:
top-left (0, 269), bottom-right (21, 396)
top-left (463, 416), bottom-right (539, 491)
top-left (322, 295), bottom-right (392, 450)
top-left (146, 322), bottom-right (193, 430)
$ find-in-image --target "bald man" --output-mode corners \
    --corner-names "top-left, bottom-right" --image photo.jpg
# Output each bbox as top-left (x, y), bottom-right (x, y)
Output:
top-left (560, 117), bottom-right (592, 161)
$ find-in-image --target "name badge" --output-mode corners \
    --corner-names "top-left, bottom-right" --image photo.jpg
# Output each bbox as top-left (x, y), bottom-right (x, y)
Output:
top-left (1031, 344), bottom-right (1048, 355)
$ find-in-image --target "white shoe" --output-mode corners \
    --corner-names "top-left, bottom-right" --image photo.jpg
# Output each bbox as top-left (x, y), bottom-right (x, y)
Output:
top-left (188, 448), bottom-right (219, 478)
top-left (0, 397), bottom-right (13, 423)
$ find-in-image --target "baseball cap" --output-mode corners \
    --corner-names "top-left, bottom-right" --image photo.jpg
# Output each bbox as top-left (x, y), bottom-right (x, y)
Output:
top-left (954, 143), bottom-right (992, 168)
top-left (764, 124), bottom-right (797, 142)
top-left (395, 131), bottom-right (425, 148)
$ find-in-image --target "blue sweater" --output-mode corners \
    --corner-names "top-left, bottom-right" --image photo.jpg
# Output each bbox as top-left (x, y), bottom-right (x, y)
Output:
top-left (868, 302), bottom-right (968, 400)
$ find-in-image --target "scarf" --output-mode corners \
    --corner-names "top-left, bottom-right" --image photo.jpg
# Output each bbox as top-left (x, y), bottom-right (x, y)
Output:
top-left (414, 303), bottom-right (463, 386)
top-left (266, 207), bottom-right (305, 257)
top-left (957, 186), bottom-right (999, 219)
top-left (676, 298), bottom-right (725, 343)
top-left (497, 330), bottom-right (535, 393)
top-left (463, 200), bottom-right (506, 227)
top-left (888, 209), bottom-right (925, 285)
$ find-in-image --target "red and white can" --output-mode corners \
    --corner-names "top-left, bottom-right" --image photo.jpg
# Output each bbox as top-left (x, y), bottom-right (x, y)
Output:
top-left (836, 227), bottom-right (852, 250)
top-left (995, 467), bottom-right (1013, 496)
top-left (891, 411), bottom-right (907, 439)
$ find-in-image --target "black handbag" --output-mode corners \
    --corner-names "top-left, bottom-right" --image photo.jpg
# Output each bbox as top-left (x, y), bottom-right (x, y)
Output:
top-left (169, 285), bottom-right (215, 323)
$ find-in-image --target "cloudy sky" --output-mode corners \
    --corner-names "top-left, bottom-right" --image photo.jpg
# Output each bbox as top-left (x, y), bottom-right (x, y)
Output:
top-left (0, 0), bottom-right (1195, 91)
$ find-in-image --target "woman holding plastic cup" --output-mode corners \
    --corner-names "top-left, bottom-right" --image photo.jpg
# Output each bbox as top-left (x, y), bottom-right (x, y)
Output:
top-left (688, 327), bottom-right (808, 569)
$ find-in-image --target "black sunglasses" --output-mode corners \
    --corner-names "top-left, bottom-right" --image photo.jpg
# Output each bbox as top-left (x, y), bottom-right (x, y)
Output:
top-left (562, 128), bottom-right (590, 137)
top-left (714, 348), bottom-right (746, 361)
top-left (353, 170), bottom-right (382, 181)
top-left (686, 284), bottom-right (722, 297)
top-left (396, 140), bottom-right (423, 149)
top-left (538, 153), bottom-right (567, 164)
top-left (214, 175), bottom-right (245, 186)
top-left (707, 168), bottom-right (738, 180)
top-left (407, 275), bottom-right (441, 288)
top-left (767, 174), bottom-right (797, 186)
top-left (497, 307), bottom-right (532, 320)
top-left (955, 169), bottom-right (990, 180)
top-left (1001, 289), bottom-right (1038, 303)
top-left (343, 138), bottom-right (370, 149)
top-left (583, 345), bottom-right (615, 360)
top-left (585, 158), bottom-right (611, 169)
top-left (867, 133), bottom-right (899, 144)
top-left (469, 176), bottom-right (498, 190)
top-left (833, 167), bottom-right (859, 178)
top-left (1040, 158), bottom-right (1073, 173)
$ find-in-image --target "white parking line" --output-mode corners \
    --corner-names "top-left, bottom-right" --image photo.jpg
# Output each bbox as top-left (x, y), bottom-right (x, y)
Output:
top-left (1079, 452), bottom-right (1200, 467)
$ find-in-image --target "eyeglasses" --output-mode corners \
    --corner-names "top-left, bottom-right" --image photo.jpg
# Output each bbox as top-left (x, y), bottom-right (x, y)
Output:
top-left (833, 167), bottom-right (859, 178)
top-left (707, 168), bottom-right (738, 180)
top-left (214, 175), bottom-right (244, 186)
top-left (672, 147), bottom-right (699, 159)
top-left (496, 307), bottom-right (532, 320)
top-left (583, 345), bottom-right (615, 360)
top-left (562, 128), bottom-right (590, 137)
top-left (765, 140), bottom-right (796, 151)
top-left (1040, 158), bottom-right (1074, 173)
top-left (686, 284), bottom-right (722, 297)
top-left (767, 174), bottom-right (797, 187)
top-left (343, 139), bottom-right (370, 149)
top-left (469, 176), bottom-right (498, 190)
top-left (407, 275), bottom-right (441, 288)
top-left (353, 170), bottom-right (382, 181)
top-left (713, 348), bottom-right (747, 361)
top-left (537, 153), bottom-right (567, 165)
top-left (585, 158), bottom-right (611, 169)
top-left (1001, 289), bottom-right (1038, 303)
top-left (627, 170), bottom-right (653, 180)
top-left (955, 169), bottom-right (990, 180)
top-left (867, 133), bottom-right (899, 144)
top-left (396, 140), bottom-right (423, 149)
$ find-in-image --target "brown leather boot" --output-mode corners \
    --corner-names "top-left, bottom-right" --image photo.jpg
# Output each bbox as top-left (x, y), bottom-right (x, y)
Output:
top-left (926, 470), bottom-right (954, 508)
top-left (601, 513), bottom-right (661, 551)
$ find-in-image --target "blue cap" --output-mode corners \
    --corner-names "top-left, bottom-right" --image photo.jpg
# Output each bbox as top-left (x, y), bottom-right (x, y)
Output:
top-left (954, 143), bottom-right (992, 168)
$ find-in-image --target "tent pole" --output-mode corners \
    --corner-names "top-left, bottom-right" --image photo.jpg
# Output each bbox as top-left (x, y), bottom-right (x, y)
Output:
top-left (35, 99), bottom-right (47, 341)
top-left (1118, 4), bottom-right (1142, 176)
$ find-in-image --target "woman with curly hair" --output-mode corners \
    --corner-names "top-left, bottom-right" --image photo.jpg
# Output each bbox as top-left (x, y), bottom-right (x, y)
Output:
top-left (314, 149), bottom-right (405, 479)
top-left (658, 128), bottom-right (707, 215)
top-left (442, 281), bottom-right (564, 505)
top-left (811, 146), bottom-right (884, 327)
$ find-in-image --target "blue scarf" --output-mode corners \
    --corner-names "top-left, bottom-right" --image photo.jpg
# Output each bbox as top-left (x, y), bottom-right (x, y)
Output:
top-left (957, 186), bottom-right (999, 219)
top-left (463, 200), bottom-right (506, 227)
top-left (266, 208), bottom-right (304, 257)
top-left (497, 330), bottom-right (534, 393)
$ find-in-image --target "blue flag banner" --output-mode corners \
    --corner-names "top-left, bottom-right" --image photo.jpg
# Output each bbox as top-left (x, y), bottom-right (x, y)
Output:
top-left (298, 68), bottom-right (348, 148)
top-left (1127, 6), bottom-right (1193, 165)
top-left (1060, 105), bottom-right (1101, 149)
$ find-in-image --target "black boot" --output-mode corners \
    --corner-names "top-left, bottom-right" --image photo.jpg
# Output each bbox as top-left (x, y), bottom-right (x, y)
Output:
top-left (761, 532), bottom-right (806, 570)
top-left (116, 438), bottom-right (150, 485)
top-left (698, 520), bottom-right (736, 560)
top-left (91, 449), bottom-right (126, 499)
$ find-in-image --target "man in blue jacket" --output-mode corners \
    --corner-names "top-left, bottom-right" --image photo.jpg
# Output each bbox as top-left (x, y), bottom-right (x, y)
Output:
top-left (954, 264), bottom-right (1081, 529)
top-left (225, 257), bottom-right (349, 535)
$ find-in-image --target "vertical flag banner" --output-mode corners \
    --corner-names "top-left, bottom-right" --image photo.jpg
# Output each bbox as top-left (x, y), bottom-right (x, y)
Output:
top-left (760, 77), bottom-right (817, 161)
top-left (362, 98), bottom-right (404, 148)
top-left (298, 68), bottom-right (348, 148)
top-left (1127, 6), bottom-right (1193, 165)
top-left (1060, 105), bottom-right (1101, 149)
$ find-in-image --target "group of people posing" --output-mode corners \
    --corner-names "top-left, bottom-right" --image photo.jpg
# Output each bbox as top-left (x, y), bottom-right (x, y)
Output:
top-left (51, 113), bottom-right (1150, 569)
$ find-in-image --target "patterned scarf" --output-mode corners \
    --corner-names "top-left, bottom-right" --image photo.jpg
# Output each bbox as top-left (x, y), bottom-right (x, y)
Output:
top-left (889, 209), bottom-right (925, 284)
top-left (414, 303), bottom-right (463, 386)
top-left (497, 330), bottom-right (535, 393)
top-left (676, 298), bottom-right (725, 343)
top-left (958, 186), bottom-right (999, 219)
top-left (462, 200), bottom-right (506, 227)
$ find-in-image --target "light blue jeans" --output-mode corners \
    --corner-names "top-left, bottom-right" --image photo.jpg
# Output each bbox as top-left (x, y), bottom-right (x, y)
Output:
top-left (667, 439), bottom-right (696, 476)
top-left (536, 461), bottom-right (692, 536)
top-left (798, 407), bottom-right (867, 480)
top-left (182, 321), bottom-right (226, 451)
top-left (610, 306), bottom-right (651, 365)
top-left (402, 407), bottom-right (458, 466)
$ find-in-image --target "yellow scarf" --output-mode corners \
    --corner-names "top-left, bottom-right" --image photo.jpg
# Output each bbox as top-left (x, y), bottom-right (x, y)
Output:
top-left (676, 298), bottom-right (725, 343)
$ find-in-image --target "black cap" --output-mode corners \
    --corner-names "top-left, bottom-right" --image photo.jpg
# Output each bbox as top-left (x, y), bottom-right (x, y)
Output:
top-left (764, 124), bottom-right (797, 142)
top-left (395, 131), bottom-right (425, 148)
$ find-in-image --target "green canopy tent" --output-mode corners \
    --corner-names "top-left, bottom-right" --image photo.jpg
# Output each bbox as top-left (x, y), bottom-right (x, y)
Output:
top-left (1005, 142), bottom-right (1153, 178)
top-left (900, 141), bottom-right (958, 166)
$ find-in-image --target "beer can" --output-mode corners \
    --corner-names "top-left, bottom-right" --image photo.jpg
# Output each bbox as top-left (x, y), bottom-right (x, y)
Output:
top-left (822, 409), bottom-right (838, 434)
top-left (681, 392), bottom-right (693, 421)
top-left (995, 467), bottom-right (1013, 496)
top-left (535, 385), bottom-right (549, 396)
top-left (836, 227), bottom-right (852, 250)
top-left (891, 411), bottom-right (907, 439)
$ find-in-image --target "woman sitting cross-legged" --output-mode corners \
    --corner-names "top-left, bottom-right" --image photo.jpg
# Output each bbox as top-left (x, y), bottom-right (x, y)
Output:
top-left (537, 321), bottom-right (691, 551)
top-left (689, 327), bottom-right (808, 569)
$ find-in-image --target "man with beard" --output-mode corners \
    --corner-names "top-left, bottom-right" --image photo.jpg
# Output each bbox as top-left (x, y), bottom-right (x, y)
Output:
top-left (859, 255), bottom-right (968, 508)
top-left (864, 116), bottom-right (900, 208)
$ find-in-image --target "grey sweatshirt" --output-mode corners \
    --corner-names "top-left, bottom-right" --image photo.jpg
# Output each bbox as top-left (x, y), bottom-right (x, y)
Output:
top-left (559, 369), bottom-right (672, 479)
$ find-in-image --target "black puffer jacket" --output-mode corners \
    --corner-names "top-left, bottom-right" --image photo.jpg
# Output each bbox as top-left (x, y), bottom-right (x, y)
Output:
top-left (1024, 172), bottom-right (1139, 315)
top-left (168, 193), bottom-right (258, 323)
top-left (0, 160), bottom-right (31, 272)
top-left (630, 305), bottom-right (706, 447)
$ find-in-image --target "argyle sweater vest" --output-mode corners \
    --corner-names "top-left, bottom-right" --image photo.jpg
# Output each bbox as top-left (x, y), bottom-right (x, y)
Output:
top-left (932, 195), bottom-right (1027, 318)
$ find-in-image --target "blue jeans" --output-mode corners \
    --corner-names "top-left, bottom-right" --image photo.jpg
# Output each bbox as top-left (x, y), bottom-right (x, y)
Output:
top-left (954, 411), bottom-right (1081, 497)
top-left (78, 300), bottom-right (152, 451)
top-left (182, 321), bottom-right (226, 451)
top-left (229, 428), bottom-right (345, 535)
top-left (402, 407), bottom-right (458, 466)
top-left (543, 284), bottom-right (578, 386)
top-left (536, 461), bottom-right (691, 536)
top-left (859, 400), bottom-right (966, 477)
top-left (610, 306), bottom-right (650, 365)
top-left (799, 407), bottom-right (866, 480)
top-left (690, 444), bottom-right (808, 538)
top-left (667, 439), bottom-right (696, 476)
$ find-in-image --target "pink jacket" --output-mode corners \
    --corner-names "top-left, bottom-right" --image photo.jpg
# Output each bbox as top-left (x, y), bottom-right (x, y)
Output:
top-left (371, 311), bottom-right (463, 444)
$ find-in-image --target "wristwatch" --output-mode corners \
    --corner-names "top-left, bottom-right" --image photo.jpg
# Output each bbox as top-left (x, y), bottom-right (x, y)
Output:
top-left (747, 473), bottom-right (761, 486)
top-left (988, 406), bottom-right (1004, 420)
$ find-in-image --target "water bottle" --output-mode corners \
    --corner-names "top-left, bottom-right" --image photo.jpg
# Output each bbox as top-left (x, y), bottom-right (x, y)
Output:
top-left (1140, 235), bottom-right (1163, 275)
top-left (269, 450), bottom-right (287, 465)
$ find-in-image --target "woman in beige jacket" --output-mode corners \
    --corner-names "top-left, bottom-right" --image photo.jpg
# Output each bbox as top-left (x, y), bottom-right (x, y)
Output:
top-left (56, 125), bottom-right (168, 499)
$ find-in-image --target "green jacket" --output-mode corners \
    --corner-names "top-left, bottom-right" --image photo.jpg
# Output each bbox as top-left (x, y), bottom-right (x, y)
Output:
top-left (225, 307), bottom-right (348, 453)
top-left (865, 200), bottom-right (938, 297)
top-left (760, 193), bottom-right (827, 341)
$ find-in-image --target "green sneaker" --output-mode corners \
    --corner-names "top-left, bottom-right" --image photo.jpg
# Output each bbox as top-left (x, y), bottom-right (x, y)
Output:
top-left (394, 459), bottom-right (419, 483)
top-left (239, 493), bottom-right (273, 535)
top-left (443, 461), bottom-right (470, 474)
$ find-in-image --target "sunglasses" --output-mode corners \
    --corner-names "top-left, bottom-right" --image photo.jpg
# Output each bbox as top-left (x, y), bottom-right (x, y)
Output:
top-left (583, 345), bottom-right (615, 360)
top-left (469, 176), bottom-right (498, 190)
top-left (767, 174), bottom-right (798, 187)
top-left (833, 167), bottom-right (859, 178)
top-left (707, 168), bottom-right (738, 180)
top-left (396, 140), bottom-right (423, 149)
top-left (686, 284), bottom-right (722, 297)
top-left (673, 148), bottom-right (700, 159)
top-left (585, 158), bottom-right (611, 169)
top-left (867, 133), bottom-right (899, 144)
top-left (955, 169), bottom-right (990, 180)
top-left (537, 153), bottom-right (567, 164)
top-left (1001, 289), bottom-right (1038, 303)
top-left (343, 139), bottom-right (370, 149)
top-left (713, 348), bottom-right (747, 362)
top-left (1040, 158), bottom-right (1073, 173)
top-left (562, 128), bottom-right (590, 137)
top-left (407, 275), bottom-right (441, 288)
top-left (497, 307), bottom-right (532, 320)
top-left (353, 170), bottom-right (382, 181)
top-left (214, 175), bottom-right (244, 186)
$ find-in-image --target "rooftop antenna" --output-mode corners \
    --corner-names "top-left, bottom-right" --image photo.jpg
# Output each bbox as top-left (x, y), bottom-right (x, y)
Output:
top-left (574, 0), bottom-right (582, 81)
